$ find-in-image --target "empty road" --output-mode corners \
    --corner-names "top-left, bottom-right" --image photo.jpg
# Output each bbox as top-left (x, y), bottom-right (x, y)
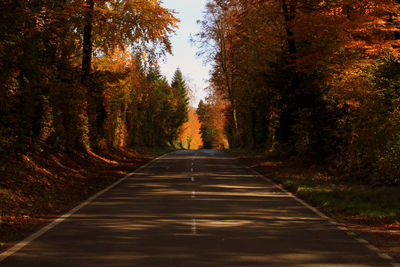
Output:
top-left (0, 150), bottom-right (395, 266)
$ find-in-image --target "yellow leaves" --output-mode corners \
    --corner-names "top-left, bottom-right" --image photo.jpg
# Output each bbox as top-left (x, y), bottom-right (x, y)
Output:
top-left (178, 108), bottom-right (203, 149)
top-left (327, 59), bottom-right (378, 112)
top-left (91, 0), bottom-right (178, 60)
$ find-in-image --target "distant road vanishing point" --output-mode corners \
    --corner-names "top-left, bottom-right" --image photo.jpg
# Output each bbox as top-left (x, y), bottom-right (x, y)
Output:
top-left (0, 150), bottom-right (395, 266)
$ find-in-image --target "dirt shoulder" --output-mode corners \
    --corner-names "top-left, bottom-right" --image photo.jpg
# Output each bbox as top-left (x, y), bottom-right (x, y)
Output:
top-left (0, 147), bottom-right (168, 253)
top-left (230, 150), bottom-right (400, 262)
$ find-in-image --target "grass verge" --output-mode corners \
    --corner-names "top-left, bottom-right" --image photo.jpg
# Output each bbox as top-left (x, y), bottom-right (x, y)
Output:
top-left (226, 149), bottom-right (400, 225)
top-left (227, 149), bottom-right (400, 261)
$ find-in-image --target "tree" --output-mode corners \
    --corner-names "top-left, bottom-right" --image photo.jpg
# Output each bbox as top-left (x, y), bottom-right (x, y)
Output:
top-left (0, 0), bottom-right (180, 155)
top-left (81, 0), bottom-right (179, 81)
top-left (197, 97), bottom-right (228, 149)
top-left (193, 1), bottom-right (241, 144)
top-left (195, 0), bottom-right (400, 184)
top-left (171, 68), bottom-right (190, 115)
top-left (178, 107), bottom-right (203, 149)
top-left (168, 68), bottom-right (190, 145)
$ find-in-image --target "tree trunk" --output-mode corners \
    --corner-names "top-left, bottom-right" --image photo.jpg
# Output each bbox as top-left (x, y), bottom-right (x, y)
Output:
top-left (282, 0), bottom-right (296, 57)
top-left (276, 0), bottom-right (298, 145)
top-left (82, 0), bottom-right (94, 82)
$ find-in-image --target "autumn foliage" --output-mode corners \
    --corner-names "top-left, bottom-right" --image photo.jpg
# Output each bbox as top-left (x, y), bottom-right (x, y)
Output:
top-left (178, 107), bottom-right (203, 150)
top-left (196, 95), bottom-right (229, 150)
top-left (0, 0), bottom-right (195, 242)
top-left (195, 0), bottom-right (400, 184)
top-left (0, 1), bottom-right (190, 158)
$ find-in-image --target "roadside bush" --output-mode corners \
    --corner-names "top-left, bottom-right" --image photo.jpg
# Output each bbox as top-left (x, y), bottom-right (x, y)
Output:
top-left (334, 92), bottom-right (400, 185)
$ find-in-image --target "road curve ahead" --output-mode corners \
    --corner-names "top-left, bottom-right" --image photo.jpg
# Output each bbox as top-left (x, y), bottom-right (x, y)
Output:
top-left (0, 150), bottom-right (395, 266)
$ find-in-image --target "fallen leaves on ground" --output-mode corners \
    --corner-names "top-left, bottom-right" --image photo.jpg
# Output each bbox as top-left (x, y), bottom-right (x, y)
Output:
top-left (0, 148), bottom-right (151, 252)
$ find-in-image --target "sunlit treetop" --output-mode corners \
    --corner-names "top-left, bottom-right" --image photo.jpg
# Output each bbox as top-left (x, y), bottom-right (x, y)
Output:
top-left (82, 0), bottom-right (180, 62)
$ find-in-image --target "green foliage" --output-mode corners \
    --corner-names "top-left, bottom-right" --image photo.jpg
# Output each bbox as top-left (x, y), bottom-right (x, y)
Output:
top-left (200, 126), bottom-right (219, 149)
top-left (282, 178), bottom-right (400, 222)
top-left (230, 149), bottom-right (400, 223)
top-left (171, 69), bottom-right (189, 109)
top-left (171, 68), bottom-right (190, 124)
top-left (119, 66), bottom-right (189, 148)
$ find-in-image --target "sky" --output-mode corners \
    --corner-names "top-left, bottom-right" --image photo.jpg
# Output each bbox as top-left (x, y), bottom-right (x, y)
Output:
top-left (158, 0), bottom-right (211, 106)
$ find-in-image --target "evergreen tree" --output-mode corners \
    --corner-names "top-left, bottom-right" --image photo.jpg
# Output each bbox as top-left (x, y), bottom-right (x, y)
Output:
top-left (171, 68), bottom-right (190, 120)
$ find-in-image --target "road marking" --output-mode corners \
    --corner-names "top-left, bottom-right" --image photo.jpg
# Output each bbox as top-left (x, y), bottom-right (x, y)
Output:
top-left (234, 156), bottom-right (399, 266)
top-left (378, 253), bottom-right (393, 260)
top-left (246, 166), bottom-right (329, 220)
top-left (355, 238), bottom-right (369, 244)
top-left (191, 218), bottom-right (197, 234)
top-left (0, 152), bottom-right (171, 263)
top-left (365, 244), bottom-right (380, 252)
top-left (191, 150), bottom-right (198, 161)
top-left (346, 231), bottom-right (357, 236)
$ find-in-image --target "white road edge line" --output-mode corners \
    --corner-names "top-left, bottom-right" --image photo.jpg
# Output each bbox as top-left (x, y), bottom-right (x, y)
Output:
top-left (235, 157), bottom-right (399, 266)
top-left (366, 244), bottom-right (380, 252)
top-left (378, 253), bottom-right (393, 260)
top-left (0, 152), bottom-right (171, 263)
top-left (356, 238), bottom-right (369, 244)
top-left (242, 164), bottom-right (329, 219)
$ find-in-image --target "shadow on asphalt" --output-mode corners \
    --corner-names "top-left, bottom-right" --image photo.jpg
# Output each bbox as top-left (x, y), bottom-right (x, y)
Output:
top-left (1, 150), bottom-right (393, 266)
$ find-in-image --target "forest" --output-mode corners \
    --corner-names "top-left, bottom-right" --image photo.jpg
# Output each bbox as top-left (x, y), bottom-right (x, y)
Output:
top-left (0, 0), bottom-right (192, 157)
top-left (1, 0), bottom-right (400, 259)
top-left (1, 0), bottom-right (400, 255)
top-left (194, 0), bottom-right (400, 186)
top-left (0, 0), bottom-right (197, 244)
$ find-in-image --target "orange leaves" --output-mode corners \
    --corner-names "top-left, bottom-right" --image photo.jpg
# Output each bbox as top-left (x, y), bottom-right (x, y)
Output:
top-left (92, 0), bottom-right (179, 59)
top-left (95, 46), bottom-right (133, 71)
top-left (178, 108), bottom-right (203, 149)
top-left (272, 0), bottom-right (400, 73)
top-left (196, 95), bottom-right (229, 149)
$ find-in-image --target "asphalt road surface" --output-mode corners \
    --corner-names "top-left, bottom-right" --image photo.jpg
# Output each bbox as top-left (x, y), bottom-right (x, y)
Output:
top-left (0, 150), bottom-right (396, 266)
